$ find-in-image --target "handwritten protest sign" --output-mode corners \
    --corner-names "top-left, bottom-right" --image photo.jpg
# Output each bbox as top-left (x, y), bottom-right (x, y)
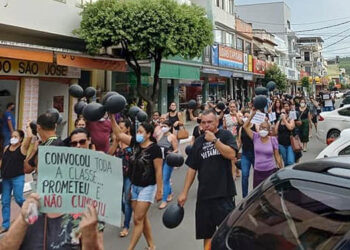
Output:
top-left (251, 112), bottom-right (266, 125)
top-left (268, 112), bottom-right (276, 122)
top-left (37, 146), bottom-right (123, 226)
top-left (289, 111), bottom-right (297, 120)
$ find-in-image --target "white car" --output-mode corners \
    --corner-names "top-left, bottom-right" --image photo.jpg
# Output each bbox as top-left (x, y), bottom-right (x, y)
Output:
top-left (335, 91), bottom-right (344, 99)
top-left (316, 128), bottom-right (350, 159)
top-left (317, 105), bottom-right (350, 144)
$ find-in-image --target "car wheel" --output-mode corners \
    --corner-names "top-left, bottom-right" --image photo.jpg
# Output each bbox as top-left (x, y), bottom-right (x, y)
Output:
top-left (327, 129), bottom-right (340, 144)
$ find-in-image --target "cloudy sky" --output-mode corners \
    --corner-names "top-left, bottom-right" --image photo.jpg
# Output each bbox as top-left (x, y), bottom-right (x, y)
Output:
top-left (235, 0), bottom-right (350, 58)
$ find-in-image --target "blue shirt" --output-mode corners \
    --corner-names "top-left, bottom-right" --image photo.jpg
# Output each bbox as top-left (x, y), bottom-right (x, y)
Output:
top-left (2, 111), bottom-right (15, 135)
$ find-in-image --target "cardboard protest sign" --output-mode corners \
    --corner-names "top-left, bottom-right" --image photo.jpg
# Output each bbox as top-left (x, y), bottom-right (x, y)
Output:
top-left (251, 112), bottom-right (266, 125)
top-left (289, 111), bottom-right (297, 120)
top-left (37, 146), bottom-right (123, 227)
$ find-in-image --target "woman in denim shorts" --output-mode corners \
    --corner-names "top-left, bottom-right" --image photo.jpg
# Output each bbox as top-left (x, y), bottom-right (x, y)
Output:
top-left (111, 115), bottom-right (163, 250)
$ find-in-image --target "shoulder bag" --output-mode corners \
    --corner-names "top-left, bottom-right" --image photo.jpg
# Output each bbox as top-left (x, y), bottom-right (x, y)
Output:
top-left (177, 126), bottom-right (189, 140)
top-left (290, 133), bottom-right (303, 152)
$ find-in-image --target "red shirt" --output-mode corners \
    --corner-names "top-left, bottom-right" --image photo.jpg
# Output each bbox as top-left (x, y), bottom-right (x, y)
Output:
top-left (87, 119), bottom-right (112, 153)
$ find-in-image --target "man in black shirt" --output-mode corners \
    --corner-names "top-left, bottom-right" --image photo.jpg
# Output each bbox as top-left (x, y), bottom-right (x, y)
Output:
top-left (178, 109), bottom-right (237, 249)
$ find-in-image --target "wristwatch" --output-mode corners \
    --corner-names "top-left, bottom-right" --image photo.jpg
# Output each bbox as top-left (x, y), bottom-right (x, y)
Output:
top-left (212, 138), bottom-right (219, 144)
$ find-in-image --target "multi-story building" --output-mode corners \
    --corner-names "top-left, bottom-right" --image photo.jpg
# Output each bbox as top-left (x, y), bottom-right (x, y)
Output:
top-left (236, 2), bottom-right (300, 93)
top-left (296, 37), bottom-right (327, 93)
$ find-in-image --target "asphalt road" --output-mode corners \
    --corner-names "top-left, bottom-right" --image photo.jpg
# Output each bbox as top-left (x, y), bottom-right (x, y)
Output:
top-left (104, 128), bottom-right (328, 250)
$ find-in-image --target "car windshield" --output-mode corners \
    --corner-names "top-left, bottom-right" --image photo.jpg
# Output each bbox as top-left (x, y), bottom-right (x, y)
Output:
top-left (226, 180), bottom-right (350, 250)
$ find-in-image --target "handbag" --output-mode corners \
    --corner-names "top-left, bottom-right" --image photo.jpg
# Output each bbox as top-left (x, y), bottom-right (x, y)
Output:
top-left (295, 109), bottom-right (305, 127)
top-left (290, 134), bottom-right (303, 152)
top-left (177, 126), bottom-right (189, 140)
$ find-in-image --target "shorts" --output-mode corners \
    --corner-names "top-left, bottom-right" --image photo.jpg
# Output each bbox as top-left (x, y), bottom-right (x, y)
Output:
top-left (195, 197), bottom-right (235, 239)
top-left (131, 184), bottom-right (157, 203)
top-left (312, 115), bottom-right (317, 124)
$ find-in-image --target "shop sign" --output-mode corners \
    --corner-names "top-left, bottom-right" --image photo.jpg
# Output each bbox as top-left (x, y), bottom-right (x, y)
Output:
top-left (248, 55), bottom-right (253, 72)
top-left (0, 58), bottom-right (81, 78)
top-left (244, 53), bottom-right (248, 71)
top-left (218, 45), bottom-right (243, 70)
top-left (253, 58), bottom-right (266, 75)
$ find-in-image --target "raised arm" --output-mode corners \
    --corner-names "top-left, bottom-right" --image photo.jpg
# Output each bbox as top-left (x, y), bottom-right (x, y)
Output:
top-left (21, 123), bottom-right (33, 156)
top-left (281, 114), bottom-right (295, 131)
top-left (243, 110), bottom-right (256, 140)
top-left (110, 115), bottom-right (132, 146)
top-left (237, 127), bottom-right (243, 150)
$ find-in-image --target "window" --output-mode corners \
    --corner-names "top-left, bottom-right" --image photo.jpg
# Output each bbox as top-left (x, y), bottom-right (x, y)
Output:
top-left (214, 30), bottom-right (222, 44)
top-left (305, 66), bottom-right (311, 74)
top-left (338, 107), bottom-right (350, 117)
top-left (339, 145), bottom-right (350, 156)
top-left (221, 0), bottom-right (225, 10)
top-left (245, 42), bottom-right (252, 54)
top-left (287, 20), bottom-right (291, 29)
top-left (221, 31), bottom-right (226, 45)
top-left (237, 38), bottom-right (244, 51)
top-left (229, 0), bottom-right (234, 14)
top-left (304, 52), bottom-right (310, 61)
top-left (226, 33), bottom-right (233, 47)
top-left (216, 0), bottom-right (220, 7)
top-left (225, 180), bottom-right (350, 250)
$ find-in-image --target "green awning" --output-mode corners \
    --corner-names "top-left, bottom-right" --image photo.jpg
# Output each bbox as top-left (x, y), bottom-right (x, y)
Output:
top-left (151, 62), bottom-right (200, 80)
top-left (128, 72), bottom-right (150, 86)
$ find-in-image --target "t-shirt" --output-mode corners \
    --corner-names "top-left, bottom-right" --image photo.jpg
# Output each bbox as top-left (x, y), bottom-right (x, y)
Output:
top-left (253, 132), bottom-right (278, 171)
top-left (129, 139), bottom-right (162, 187)
top-left (20, 214), bottom-right (104, 250)
top-left (86, 120), bottom-right (112, 153)
top-left (2, 111), bottom-right (15, 139)
top-left (224, 114), bottom-right (239, 136)
top-left (185, 129), bottom-right (237, 201)
top-left (1, 146), bottom-right (26, 179)
top-left (192, 126), bottom-right (203, 139)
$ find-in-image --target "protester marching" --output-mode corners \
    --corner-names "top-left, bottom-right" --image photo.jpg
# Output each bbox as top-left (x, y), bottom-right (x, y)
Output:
top-left (0, 81), bottom-right (327, 250)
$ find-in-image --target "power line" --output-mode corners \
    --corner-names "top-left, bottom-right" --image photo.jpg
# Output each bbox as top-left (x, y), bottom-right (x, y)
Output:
top-left (323, 45), bottom-right (350, 53)
top-left (324, 26), bottom-right (350, 40)
top-left (324, 33), bottom-right (350, 49)
top-left (239, 16), bottom-right (350, 26)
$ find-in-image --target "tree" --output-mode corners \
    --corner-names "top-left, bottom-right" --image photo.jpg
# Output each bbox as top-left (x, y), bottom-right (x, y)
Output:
top-left (301, 76), bottom-right (311, 93)
top-left (328, 81), bottom-right (335, 90)
top-left (263, 64), bottom-right (288, 92)
top-left (77, 0), bottom-right (213, 114)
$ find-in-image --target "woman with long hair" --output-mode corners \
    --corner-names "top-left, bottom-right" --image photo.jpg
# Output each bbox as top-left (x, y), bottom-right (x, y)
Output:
top-left (111, 115), bottom-right (162, 250)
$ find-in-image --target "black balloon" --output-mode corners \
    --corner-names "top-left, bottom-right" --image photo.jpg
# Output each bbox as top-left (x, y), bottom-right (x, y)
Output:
top-left (57, 115), bottom-right (63, 125)
top-left (69, 84), bottom-right (84, 99)
top-left (163, 204), bottom-right (184, 229)
top-left (136, 110), bottom-right (148, 122)
top-left (185, 145), bottom-right (192, 155)
top-left (82, 102), bottom-right (106, 122)
top-left (216, 102), bottom-right (226, 111)
top-left (266, 81), bottom-right (276, 91)
top-left (74, 101), bottom-right (87, 115)
top-left (102, 91), bottom-right (119, 105)
top-left (253, 95), bottom-right (268, 110)
top-left (30, 120), bottom-right (37, 136)
top-left (47, 108), bottom-right (60, 123)
top-left (187, 99), bottom-right (197, 109)
top-left (84, 87), bottom-right (96, 98)
top-left (105, 94), bottom-right (127, 114)
top-left (255, 86), bottom-right (268, 96)
top-left (166, 153), bottom-right (184, 167)
top-left (128, 106), bottom-right (141, 118)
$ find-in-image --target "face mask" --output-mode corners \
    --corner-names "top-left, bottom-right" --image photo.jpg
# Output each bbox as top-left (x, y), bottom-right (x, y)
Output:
top-left (259, 130), bottom-right (269, 137)
top-left (300, 103), bottom-right (306, 108)
top-left (10, 137), bottom-right (19, 145)
top-left (161, 127), bottom-right (170, 133)
top-left (136, 133), bottom-right (145, 143)
top-left (242, 117), bottom-right (248, 123)
top-left (197, 119), bottom-right (202, 124)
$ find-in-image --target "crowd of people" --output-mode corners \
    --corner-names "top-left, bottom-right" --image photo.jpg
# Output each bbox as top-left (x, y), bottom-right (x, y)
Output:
top-left (0, 90), bottom-right (327, 249)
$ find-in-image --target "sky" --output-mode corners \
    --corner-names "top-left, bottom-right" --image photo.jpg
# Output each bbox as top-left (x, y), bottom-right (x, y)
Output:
top-left (235, 0), bottom-right (350, 59)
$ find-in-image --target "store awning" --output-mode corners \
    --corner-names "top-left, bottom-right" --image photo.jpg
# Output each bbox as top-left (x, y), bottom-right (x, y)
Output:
top-left (0, 46), bottom-right (53, 63)
top-left (56, 53), bottom-right (127, 72)
top-left (152, 62), bottom-right (200, 80)
top-left (202, 68), bottom-right (220, 75)
top-left (218, 70), bottom-right (232, 78)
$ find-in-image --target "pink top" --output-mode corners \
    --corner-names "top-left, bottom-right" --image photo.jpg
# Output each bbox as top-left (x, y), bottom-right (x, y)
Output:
top-left (253, 132), bottom-right (279, 171)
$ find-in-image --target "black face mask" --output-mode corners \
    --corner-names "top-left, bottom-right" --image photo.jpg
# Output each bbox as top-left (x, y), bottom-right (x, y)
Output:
top-left (169, 108), bottom-right (176, 112)
top-left (216, 111), bottom-right (221, 115)
top-left (197, 119), bottom-right (201, 124)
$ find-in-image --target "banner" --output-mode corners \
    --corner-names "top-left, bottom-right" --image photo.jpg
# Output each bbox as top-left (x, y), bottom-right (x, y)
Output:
top-left (218, 45), bottom-right (243, 70)
top-left (37, 146), bottom-right (123, 226)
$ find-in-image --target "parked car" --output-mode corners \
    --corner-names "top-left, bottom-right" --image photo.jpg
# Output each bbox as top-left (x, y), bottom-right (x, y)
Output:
top-left (317, 105), bottom-right (350, 144)
top-left (316, 129), bottom-right (350, 159)
top-left (343, 90), bottom-right (350, 98)
top-left (211, 157), bottom-right (350, 250)
top-left (335, 91), bottom-right (344, 99)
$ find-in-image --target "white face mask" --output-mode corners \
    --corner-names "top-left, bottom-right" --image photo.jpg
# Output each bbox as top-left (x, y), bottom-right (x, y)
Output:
top-left (300, 103), bottom-right (306, 108)
top-left (259, 130), bottom-right (269, 137)
top-left (161, 127), bottom-right (170, 133)
top-left (242, 117), bottom-right (248, 123)
top-left (10, 137), bottom-right (19, 145)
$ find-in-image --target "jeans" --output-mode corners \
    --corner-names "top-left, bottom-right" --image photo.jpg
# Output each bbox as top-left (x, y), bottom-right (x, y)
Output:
top-left (2, 175), bottom-right (25, 229)
top-left (323, 106), bottom-right (334, 112)
top-left (279, 145), bottom-right (295, 166)
top-left (241, 151), bottom-right (254, 198)
top-left (121, 176), bottom-right (132, 229)
top-left (162, 161), bottom-right (173, 202)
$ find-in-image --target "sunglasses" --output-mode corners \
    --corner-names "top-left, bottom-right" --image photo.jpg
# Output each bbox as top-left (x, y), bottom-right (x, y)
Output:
top-left (70, 139), bottom-right (87, 147)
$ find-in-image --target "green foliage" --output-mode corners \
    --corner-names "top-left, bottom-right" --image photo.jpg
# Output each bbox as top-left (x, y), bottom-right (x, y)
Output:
top-left (328, 81), bottom-right (335, 90)
top-left (264, 64), bottom-right (288, 92)
top-left (77, 0), bottom-right (213, 60)
top-left (301, 77), bottom-right (309, 88)
top-left (339, 57), bottom-right (350, 75)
